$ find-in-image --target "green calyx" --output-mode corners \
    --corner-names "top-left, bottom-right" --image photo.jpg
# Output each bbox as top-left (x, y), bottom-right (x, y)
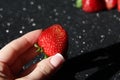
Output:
top-left (75, 0), bottom-right (82, 8)
top-left (34, 43), bottom-right (48, 59)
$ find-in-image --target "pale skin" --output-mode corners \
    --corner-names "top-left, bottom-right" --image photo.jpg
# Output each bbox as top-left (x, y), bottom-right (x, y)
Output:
top-left (0, 29), bottom-right (65, 80)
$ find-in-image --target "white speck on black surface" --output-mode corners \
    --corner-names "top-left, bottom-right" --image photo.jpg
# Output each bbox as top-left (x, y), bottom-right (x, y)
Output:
top-left (22, 7), bottom-right (27, 11)
top-left (82, 41), bottom-right (86, 44)
top-left (62, 10), bottom-right (66, 14)
top-left (55, 12), bottom-right (59, 16)
top-left (0, 8), bottom-right (3, 11)
top-left (21, 26), bottom-right (25, 29)
top-left (19, 30), bottom-right (23, 34)
top-left (49, 15), bottom-right (52, 19)
top-left (82, 21), bottom-right (86, 24)
top-left (30, 1), bottom-right (34, 5)
top-left (37, 5), bottom-right (42, 10)
top-left (108, 28), bottom-right (112, 35)
top-left (6, 22), bottom-right (11, 26)
top-left (32, 23), bottom-right (36, 26)
top-left (78, 35), bottom-right (82, 39)
top-left (54, 18), bottom-right (58, 22)
top-left (30, 18), bottom-right (34, 22)
top-left (67, 16), bottom-right (71, 20)
top-left (80, 50), bottom-right (84, 53)
top-left (75, 67), bottom-right (98, 80)
top-left (96, 13), bottom-right (100, 17)
top-left (6, 29), bottom-right (9, 33)
top-left (0, 14), bottom-right (3, 18)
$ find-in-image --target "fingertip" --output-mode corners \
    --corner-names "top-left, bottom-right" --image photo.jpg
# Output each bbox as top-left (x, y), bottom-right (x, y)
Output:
top-left (50, 53), bottom-right (65, 68)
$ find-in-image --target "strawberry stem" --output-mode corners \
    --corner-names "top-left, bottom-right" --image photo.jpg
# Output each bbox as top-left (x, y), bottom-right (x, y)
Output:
top-left (34, 43), bottom-right (48, 59)
top-left (34, 43), bottom-right (43, 53)
top-left (44, 54), bottom-right (48, 59)
top-left (34, 43), bottom-right (39, 48)
top-left (75, 0), bottom-right (82, 8)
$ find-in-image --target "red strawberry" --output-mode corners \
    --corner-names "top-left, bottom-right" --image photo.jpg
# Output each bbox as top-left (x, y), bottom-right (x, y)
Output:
top-left (82, 0), bottom-right (106, 13)
top-left (105, 0), bottom-right (117, 10)
top-left (36, 24), bottom-right (68, 57)
top-left (118, 0), bottom-right (120, 12)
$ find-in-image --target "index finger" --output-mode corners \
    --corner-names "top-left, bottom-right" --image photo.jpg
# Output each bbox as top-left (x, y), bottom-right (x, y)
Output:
top-left (0, 29), bottom-right (42, 66)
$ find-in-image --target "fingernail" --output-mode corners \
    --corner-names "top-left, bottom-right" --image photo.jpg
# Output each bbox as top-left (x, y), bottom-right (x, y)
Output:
top-left (50, 53), bottom-right (65, 67)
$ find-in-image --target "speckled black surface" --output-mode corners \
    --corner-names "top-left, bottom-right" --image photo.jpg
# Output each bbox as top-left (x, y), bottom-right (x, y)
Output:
top-left (1, 0), bottom-right (120, 80)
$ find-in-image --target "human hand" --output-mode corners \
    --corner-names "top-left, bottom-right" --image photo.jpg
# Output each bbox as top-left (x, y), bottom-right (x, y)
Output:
top-left (0, 30), bottom-right (65, 80)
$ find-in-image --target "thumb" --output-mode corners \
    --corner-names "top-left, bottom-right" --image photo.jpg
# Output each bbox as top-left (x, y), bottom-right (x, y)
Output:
top-left (17, 53), bottom-right (65, 80)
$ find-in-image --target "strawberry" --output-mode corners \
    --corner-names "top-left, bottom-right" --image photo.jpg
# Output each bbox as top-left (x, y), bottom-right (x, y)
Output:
top-left (82, 0), bottom-right (106, 13)
top-left (118, 0), bottom-right (120, 12)
top-left (35, 24), bottom-right (68, 57)
top-left (105, 0), bottom-right (117, 10)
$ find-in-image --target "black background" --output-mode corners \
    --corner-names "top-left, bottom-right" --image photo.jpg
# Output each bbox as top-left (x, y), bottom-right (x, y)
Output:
top-left (1, 0), bottom-right (120, 80)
